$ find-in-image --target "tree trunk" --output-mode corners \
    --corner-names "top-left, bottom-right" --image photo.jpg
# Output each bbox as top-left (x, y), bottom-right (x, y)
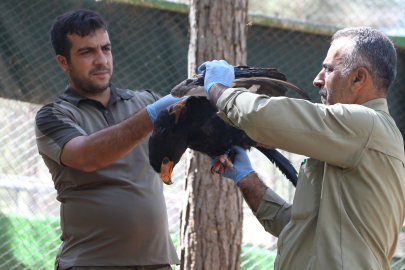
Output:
top-left (187, 0), bottom-right (248, 76)
top-left (178, 1), bottom-right (248, 269)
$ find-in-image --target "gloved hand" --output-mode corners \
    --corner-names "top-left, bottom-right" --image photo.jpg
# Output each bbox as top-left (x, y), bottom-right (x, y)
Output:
top-left (198, 60), bottom-right (235, 97)
top-left (146, 94), bottom-right (186, 123)
top-left (211, 145), bottom-right (255, 186)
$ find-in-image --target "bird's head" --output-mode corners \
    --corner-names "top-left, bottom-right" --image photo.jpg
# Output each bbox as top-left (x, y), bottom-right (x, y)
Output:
top-left (149, 98), bottom-right (189, 185)
top-left (159, 157), bottom-right (175, 185)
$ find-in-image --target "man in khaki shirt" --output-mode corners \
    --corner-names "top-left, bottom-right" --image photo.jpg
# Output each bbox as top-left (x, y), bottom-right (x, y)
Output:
top-left (199, 28), bottom-right (405, 269)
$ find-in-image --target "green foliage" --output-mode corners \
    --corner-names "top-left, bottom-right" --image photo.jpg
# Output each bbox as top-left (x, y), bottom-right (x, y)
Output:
top-left (171, 233), bottom-right (179, 250)
top-left (241, 246), bottom-right (276, 270)
top-left (0, 213), bottom-right (28, 270)
top-left (391, 257), bottom-right (405, 270)
top-left (0, 213), bottom-right (60, 270)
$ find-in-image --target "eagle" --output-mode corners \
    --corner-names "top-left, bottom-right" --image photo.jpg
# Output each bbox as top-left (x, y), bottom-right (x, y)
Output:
top-left (149, 66), bottom-right (311, 186)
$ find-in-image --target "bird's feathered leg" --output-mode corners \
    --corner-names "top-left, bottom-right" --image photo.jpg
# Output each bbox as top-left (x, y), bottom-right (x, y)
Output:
top-left (256, 147), bottom-right (298, 187)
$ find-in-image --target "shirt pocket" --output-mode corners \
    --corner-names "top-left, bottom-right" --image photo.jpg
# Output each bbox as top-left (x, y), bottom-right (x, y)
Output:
top-left (291, 158), bottom-right (324, 220)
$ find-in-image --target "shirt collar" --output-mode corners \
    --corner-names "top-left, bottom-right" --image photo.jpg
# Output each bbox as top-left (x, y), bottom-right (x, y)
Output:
top-left (361, 98), bottom-right (390, 115)
top-left (61, 83), bottom-right (132, 107)
top-left (110, 84), bottom-right (133, 100)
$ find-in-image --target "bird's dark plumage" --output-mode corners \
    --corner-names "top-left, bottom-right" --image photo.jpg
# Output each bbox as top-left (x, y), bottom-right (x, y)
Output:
top-left (150, 66), bottom-right (310, 186)
top-left (171, 66), bottom-right (311, 101)
top-left (149, 97), bottom-right (298, 186)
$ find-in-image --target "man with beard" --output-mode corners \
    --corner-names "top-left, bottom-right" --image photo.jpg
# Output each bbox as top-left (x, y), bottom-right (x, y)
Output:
top-left (35, 9), bottom-right (181, 270)
top-left (200, 28), bottom-right (405, 269)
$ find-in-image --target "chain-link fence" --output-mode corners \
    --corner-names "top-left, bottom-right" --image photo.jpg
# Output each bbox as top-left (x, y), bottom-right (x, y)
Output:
top-left (0, 0), bottom-right (404, 269)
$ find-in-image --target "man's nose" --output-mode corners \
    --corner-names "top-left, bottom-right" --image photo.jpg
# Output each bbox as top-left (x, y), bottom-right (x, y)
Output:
top-left (94, 48), bottom-right (107, 66)
top-left (313, 71), bottom-right (324, 88)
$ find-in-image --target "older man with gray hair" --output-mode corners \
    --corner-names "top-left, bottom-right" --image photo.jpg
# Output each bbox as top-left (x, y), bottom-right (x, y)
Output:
top-left (199, 27), bottom-right (405, 269)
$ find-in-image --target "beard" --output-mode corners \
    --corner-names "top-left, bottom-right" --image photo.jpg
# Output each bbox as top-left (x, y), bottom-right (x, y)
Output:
top-left (68, 64), bottom-right (112, 94)
top-left (318, 76), bottom-right (351, 105)
top-left (318, 86), bottom-right (328, 105)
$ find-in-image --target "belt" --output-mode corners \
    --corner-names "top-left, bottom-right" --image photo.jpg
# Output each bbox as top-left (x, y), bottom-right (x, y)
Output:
top-left (134, 264), bottom-right (170, 270)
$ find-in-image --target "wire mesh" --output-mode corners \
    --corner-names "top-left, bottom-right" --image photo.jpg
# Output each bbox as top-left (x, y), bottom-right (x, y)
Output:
top-left (0, 0), bottom-right (404, 269)
top-left (249, 0), bottom-right (405, 31)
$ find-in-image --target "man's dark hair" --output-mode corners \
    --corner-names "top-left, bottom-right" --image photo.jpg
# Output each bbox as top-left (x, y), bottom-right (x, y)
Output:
top-left (50, 9), bottom-right (108, 63)
top-left (332, 27), bottom-right (397, 92)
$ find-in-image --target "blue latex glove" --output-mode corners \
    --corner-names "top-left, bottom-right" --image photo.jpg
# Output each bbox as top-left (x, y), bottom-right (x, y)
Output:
top-left (146, 94), bottom-right (186, 123)
top-left (198, 60), bottom-right (235, 97)
top-left (211, 146), bottom-right (255, 186)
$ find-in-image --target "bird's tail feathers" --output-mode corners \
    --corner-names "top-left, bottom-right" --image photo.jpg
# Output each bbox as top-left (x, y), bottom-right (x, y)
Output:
top-left (256, 147), bottom-right (297, 187)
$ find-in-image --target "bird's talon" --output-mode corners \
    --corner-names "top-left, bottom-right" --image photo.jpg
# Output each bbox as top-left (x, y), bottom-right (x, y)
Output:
top-left (218, 159), bottom-right (227, 167)
top-left (210, 166), bottom-right (215, 175)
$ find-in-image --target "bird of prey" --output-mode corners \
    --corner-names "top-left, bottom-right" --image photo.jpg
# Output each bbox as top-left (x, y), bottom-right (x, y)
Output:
top-left (170, 65), bottom-right (311, 100)
top-left (149, 66), bottom-right (311, 186)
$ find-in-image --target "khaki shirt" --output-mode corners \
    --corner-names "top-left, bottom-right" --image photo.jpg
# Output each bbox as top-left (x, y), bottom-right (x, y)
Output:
top-left (35, 85), bottom-right (179, 269)
top-left (217, 88), bottom-right (405, 270)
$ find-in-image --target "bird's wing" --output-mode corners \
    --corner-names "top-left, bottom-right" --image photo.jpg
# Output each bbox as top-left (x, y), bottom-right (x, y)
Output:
top-left (233, 77), bottom-right (311, 100)
top-left (170, 66), bottom-right (311, 101)
top-left (171, 74), bottom-right (205, 98)
top-left (234, 66), bottom-right (287, 81)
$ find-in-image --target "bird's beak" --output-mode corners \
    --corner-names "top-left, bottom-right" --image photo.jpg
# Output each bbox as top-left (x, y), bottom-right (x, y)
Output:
top-left (159, 157), bottom-right (174, 185)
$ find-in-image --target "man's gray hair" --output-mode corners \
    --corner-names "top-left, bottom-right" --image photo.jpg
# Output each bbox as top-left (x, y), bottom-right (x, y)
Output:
top-left (332, 27), bottom-right (397, 92)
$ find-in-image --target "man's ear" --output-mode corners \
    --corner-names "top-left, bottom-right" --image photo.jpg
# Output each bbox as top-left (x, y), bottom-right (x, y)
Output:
top-left (350, 67), bottom-right (369, 93)
top-left (56, 55), bottom-right (69, 73)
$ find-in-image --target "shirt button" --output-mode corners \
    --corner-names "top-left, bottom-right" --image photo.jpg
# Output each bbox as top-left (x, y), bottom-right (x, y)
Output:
top-left (116, 96), bottom-right (120, 99)
top-left (105, 110), bottom-right (108, 114)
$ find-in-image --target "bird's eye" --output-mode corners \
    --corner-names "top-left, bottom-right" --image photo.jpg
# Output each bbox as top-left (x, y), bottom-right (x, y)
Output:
top-left (163, 157), bottom-right (169, 164)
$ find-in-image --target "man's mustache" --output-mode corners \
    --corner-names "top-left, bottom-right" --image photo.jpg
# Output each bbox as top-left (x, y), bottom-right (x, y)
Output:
top-left (318, 86), bottom-right (326, 96)
top-left (89, 67), bottom-right (111, 75)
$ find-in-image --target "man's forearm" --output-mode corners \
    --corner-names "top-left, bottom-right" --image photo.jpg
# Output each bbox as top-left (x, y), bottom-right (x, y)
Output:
top-left (208, 83), bottom-right (230, 107)
top-left (237, 172), bottom-right (268, 211)
top-left (61, 108), bottom-right (153, 171)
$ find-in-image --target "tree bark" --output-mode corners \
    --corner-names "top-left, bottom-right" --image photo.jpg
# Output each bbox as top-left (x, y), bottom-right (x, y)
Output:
top-left (178, 1), bottom-right (248, 269)
top-left (187, 0), bottom-right (248, 77)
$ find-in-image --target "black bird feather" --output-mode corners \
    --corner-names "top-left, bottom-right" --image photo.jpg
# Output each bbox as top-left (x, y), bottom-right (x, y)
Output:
top-left (149, 97), bottom-right (298, 187)
top-left (171, 66), bottom-right (311, 101)
top-left (150, 66), bottom-right (311, 186)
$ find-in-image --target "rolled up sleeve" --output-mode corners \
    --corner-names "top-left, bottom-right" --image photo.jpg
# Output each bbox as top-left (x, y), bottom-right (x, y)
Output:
top-left (216, 88), bottom-right (375, 168)
top-left (253, 188), bottom-right (292, 237)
